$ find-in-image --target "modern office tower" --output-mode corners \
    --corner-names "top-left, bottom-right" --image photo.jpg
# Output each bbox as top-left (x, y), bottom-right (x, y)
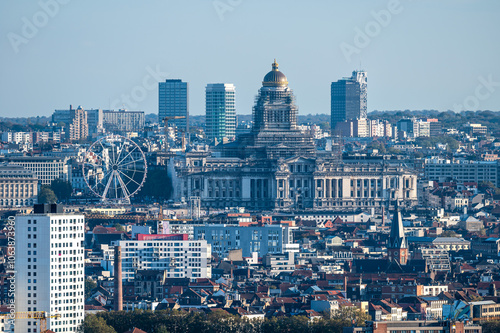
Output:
top-left (158, 79), bottom-right (189, 131)
top-left (205, 83), bottom-right (236, 141)
top-left (0, 163), bottom-right (38, 207)
top-left (14, 204), bottom-right (85, 333)
top-left (330, 70), bottom-right (367, 131)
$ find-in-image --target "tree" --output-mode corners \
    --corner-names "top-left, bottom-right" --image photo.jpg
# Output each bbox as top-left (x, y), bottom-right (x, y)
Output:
top-left (469, 295), bottom-right (484, 302)
top-left (483, 320), bottom-right (500, 333)
top-left (156, 326), bottom-right (170, 333)
top-left (439, 230), bottom-right (458, 238)
top-left (113, 223), bottom-right (125, 232)
top-left (38, 185), bottom-right (57, 204)
top-left (85, 279), bottom-right (97, 300)
top-left (50, 178), bottom-right (72, 202)
top-left (318, 121), bottom-right (331, 131)
top-left (387, 147), bottom-right (402, 155)
top-left (78, 315), bottom-right (117, 333)
top-left (330, 307), bottom-right (371, 326)
top-left (136, 168), bottom-right (173, 202)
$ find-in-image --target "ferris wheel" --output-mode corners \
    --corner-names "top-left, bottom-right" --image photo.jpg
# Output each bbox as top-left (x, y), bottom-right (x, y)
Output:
top-left (83, 135), bottom-right (147, 203)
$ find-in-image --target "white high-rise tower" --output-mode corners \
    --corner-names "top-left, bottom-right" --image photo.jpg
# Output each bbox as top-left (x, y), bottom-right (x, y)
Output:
top-left (14, 205), bottom-right (85, 333)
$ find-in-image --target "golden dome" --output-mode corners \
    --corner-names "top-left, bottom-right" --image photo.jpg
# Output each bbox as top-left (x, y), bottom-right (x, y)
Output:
top-left (262, 59), bottom-right (288, 87)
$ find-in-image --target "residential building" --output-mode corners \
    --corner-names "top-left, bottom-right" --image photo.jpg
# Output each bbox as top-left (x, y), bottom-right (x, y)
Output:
top-left (331, 70), bottom-right (367, 130)
top-left (337, 118), bottom-right (369, 137)
top-left (109, 234), bottom-right (211, 281)
top-left (344, 320), bottom-right (482, 333)
top-left (194, 224), bottom-right (298, 258)
top-left (422, 286), bottom-right (449, 297)
top-left (445, 194), bottom-right (469, 211)
top-left (158, 79), bottom-right (189, 131)
top-left (416, 119), bottom-right (430, 137)
top-left (464, 123), bottom-right (487, 135)
top-left (427, 118), bottom-right (442, 136)
top-left (1, 132), bottom-right (32, 145)
top-left (103, 109), bottom-right (145, 133)
top-left (14, 204), bottom-right (85, 333)
top-left (205, 83), bottom-right (236, 141)
top-left (86, 109), bottom-right (104, 136)
top-left (471, 237), bottom-right (500, 257)
top-left (369, 119), bottom-right (392, 138)
top-left (0, 163), bottom-right (38, 207)
top-left (263, 252), bottom-right (295, 274)
top-left (33, 131), bottom-right (61, 143)
top-left (415, 247), bottom-right (451, 272)
top-left (397, 118), bottom-right (419, 138)
top-left (335, 118), bottom-right (392, 138)
top-left (52, 105), bottom-right (88, 141)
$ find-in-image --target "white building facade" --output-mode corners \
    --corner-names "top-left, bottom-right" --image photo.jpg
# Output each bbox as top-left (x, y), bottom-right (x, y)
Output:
top-left (14, 212), bottom-right (85, 333)
top-left (0, 163), bottom-right (38, 207)
top-left (111, 238), bottom-right (211, 282)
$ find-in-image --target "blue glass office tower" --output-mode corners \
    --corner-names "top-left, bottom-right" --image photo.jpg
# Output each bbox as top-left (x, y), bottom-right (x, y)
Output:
top-left (205, 83), bottom-right (236, 141)
top-left (159, 79), bottom-right (189, 131)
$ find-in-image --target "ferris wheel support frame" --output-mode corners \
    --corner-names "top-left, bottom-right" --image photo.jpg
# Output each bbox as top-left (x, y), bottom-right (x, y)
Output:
top-left (82, 135), bottom-right (147, 204)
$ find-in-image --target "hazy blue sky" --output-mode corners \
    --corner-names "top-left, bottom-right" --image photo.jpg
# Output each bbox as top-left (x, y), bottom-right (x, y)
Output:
top-left (1, 0), bottom-right (499, 118)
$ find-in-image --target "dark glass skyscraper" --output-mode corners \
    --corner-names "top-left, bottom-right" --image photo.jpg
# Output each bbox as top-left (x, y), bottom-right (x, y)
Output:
top-left (158, 79), bottom-right (189, 131)
top-left (330, 71), bottom-right (367, 132)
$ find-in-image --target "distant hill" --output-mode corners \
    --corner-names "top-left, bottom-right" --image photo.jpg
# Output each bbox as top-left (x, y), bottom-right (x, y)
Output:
top-left (369, 110), bottom-right (500, 131)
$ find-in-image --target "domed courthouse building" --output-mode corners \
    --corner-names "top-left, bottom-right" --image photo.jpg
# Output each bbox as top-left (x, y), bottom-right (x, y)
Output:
top-left (174, 61), bottom-right (417, 211)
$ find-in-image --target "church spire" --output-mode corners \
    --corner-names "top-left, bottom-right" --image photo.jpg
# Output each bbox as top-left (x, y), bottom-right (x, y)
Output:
top-left (389, 200), bottom-right (407, 249)
top-left (388, 200), bottom-right (408, 266)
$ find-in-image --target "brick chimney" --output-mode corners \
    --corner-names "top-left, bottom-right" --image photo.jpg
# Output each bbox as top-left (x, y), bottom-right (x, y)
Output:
top-left (114, 245), bottom-right (123, 311)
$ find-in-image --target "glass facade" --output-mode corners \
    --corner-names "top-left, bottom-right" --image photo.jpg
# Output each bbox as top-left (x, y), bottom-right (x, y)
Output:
top-left (158, 79), bottom-right (189, 131)
top-left (205, 83), bottom-right (236, 141)
top-left (331, 71), bottom-right (367, 131)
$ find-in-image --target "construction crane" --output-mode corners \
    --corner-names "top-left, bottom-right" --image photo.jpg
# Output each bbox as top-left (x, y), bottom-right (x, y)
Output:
top-left (163, 116), bottom-right (186, 152)
top-left (0, 311), bottom-right (61, 332)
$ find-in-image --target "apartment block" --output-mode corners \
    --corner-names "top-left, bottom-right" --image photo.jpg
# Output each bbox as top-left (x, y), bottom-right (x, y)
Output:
top-left (14, 205), bottom-right (85, 332)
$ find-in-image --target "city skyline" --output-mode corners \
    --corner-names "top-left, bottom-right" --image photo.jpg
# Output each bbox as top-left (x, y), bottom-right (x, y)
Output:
top-left (2, 2), bottom-right (500, 332)
top-left (0, 1), bottom-right (499, 118)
